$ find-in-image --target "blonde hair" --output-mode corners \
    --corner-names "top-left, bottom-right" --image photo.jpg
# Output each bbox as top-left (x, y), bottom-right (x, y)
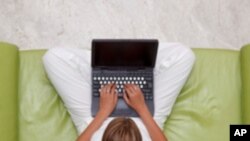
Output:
top-left (102, 117), bottom-right (142, 141)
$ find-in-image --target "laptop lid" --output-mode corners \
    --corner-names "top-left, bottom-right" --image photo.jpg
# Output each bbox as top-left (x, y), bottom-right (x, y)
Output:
top-left (91, 39), bottom-right (158, 68)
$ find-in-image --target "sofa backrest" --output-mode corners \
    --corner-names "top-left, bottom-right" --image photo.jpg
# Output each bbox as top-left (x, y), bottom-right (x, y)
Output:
top-left (0, 42), bottom-right (19, 141)
top-left (241, 44), bottom-right (250, 123)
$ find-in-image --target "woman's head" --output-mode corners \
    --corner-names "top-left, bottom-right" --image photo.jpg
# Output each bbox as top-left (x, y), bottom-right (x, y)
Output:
top-left (102, 117), bottom-right (142, 141)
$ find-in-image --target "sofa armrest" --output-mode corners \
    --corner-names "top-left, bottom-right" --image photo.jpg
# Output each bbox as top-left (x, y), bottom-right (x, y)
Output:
top-left (0, 42), bottom-right (19, 141)
top-left (241, 44), bottom-right (250, 123)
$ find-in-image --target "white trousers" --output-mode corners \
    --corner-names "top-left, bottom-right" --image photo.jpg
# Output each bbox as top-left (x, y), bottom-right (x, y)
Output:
top-left (43, 43), bottom-right (195, 141)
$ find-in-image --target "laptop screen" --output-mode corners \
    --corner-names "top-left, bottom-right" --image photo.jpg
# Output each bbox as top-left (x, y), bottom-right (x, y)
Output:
top-left (92, 39), bottom-right (158, 68)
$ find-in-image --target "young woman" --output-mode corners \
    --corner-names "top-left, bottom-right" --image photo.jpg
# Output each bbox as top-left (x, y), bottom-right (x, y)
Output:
top-left (43, 42), bottom-right (195, 141)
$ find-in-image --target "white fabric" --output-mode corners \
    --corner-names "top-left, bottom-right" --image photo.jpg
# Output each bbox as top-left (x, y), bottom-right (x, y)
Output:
top-left (42, 42), bottom-right (195, 141)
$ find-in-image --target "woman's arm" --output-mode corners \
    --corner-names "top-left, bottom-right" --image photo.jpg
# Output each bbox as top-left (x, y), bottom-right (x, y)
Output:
top-left (137, 106), bottom-right (168, 141)
top-left (123, 84), bottom-right (168, 141)
top-left (77, 84), bottom-right (118, 141)
top-left (76, 111), bottom-right (107, 141)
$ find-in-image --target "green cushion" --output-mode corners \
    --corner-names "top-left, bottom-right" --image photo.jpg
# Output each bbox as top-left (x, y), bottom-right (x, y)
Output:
top-left (18, 48), bottom-right (242, 141)
top-left (241, 44), bottom-right (250, 123)
top-left (19, 50), bottom-right (77, 141)
top-left (164, 49), bottom-right (241, 141)
top-left (0, 42), bottom-right (19, 141)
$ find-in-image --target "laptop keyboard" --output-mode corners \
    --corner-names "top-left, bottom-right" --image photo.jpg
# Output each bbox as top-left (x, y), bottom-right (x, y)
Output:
top-left (92, 71), bottom-right (153, 100)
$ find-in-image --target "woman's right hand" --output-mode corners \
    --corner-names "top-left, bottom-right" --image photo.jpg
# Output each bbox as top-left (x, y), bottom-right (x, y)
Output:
top-left (98, 84), bottom-right (118, 118)
top-left (123, 84), bottom-right (148, 114)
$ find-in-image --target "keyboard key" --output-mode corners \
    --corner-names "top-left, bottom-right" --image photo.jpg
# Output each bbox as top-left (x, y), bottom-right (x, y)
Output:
top-left (93, 81), bottom-right (99, 85)
top-left (148, 82), bottom-right (152, 88)
top-left (93, 93), bottom-right (99, 97)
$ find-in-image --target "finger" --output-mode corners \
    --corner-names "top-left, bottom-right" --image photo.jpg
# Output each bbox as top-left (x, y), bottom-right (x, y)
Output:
top-left (124, 84), bottom-right (132, 91)
top-left (99, 85), bottom-right (104, 92)
top-left (111, 84), bottom-right (116, 94)
top-left (112, 85), bottom-right (117, 99)
top-left (124, 87), bottom-right (133, 97)
top-left (123, 92), bottom-right (130, 105)
top-left (109, 84), bottom-right (114, 94)
top-left (136, 85), bottom-right (143, 92)
top-left (134, 85), bottom-right (142, 93)
top-left (114, 92), bottom-right (118, 104)
top-left (106, 84), bottom-right (111, 93)
top-left (100, 85), bottom-right (106, 94)
top-left (131, 84), bottom-right (138, 91)
top-left (126, 85), bottom-right (135, 94)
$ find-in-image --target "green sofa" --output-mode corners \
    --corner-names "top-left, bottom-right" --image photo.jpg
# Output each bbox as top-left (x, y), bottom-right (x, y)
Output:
top-left (0, 42), bottom-right (250, 141)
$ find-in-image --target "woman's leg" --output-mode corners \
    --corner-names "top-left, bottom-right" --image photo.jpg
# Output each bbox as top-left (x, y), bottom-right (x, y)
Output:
top-left (153, 43), bottom-right (195, 129)
top-left (43, 47), bottom-right (92, 134)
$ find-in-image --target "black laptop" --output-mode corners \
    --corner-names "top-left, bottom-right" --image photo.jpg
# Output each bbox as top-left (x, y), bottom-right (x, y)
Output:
top-left (91, 39), bottom-right (158, 117)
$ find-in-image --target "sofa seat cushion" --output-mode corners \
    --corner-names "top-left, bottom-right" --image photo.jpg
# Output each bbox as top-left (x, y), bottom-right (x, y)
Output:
top-left (165, 49), bottom-right (241, 141)
top-left (19, 50), bottom-right (77, 141)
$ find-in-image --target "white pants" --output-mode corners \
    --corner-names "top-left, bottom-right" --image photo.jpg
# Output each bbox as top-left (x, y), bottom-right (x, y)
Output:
top-left (43, 42), bottom-right (195, 141)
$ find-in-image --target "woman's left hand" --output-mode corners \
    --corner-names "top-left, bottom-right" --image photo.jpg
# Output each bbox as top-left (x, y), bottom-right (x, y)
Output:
top-left (98, 84), bottom-right (118, 118)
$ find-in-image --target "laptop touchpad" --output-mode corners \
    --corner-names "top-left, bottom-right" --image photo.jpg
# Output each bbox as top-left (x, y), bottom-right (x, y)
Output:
top-left (116, 99), bottom-right (129, 110)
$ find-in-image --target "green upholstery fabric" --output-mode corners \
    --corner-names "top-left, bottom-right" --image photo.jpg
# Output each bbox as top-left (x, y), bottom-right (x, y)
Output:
top-left (164, 49), bottom-right (242, 141)
top-left (0, 42), bottom-right (19, 141)
top-left (18, 48), bottom-right (243, 141)
top-left (19, 50), bottom-right (77, 141)
top-left (1, 42), bottom-right (249, 141)
top-left (241, 44), bottom-right (250, 123)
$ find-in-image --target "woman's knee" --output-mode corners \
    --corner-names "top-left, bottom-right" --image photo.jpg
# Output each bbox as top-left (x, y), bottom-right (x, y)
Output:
top-left (182, 45), bottom-right (196, 65)
top-left (43, 47), bottom-right (74, 65)
top-left (160, 42), bottom-right (196, 64)
top-left (170, 43), bottom-right (196, 66)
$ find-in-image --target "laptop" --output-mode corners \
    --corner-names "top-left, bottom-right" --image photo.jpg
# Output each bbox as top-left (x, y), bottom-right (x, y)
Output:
top-left (91, 39), bottom-right (158, 117)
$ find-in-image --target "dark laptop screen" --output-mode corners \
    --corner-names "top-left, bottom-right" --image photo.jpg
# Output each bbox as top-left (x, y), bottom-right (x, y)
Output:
top-left (92, 39), bottom-right (158, 68)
